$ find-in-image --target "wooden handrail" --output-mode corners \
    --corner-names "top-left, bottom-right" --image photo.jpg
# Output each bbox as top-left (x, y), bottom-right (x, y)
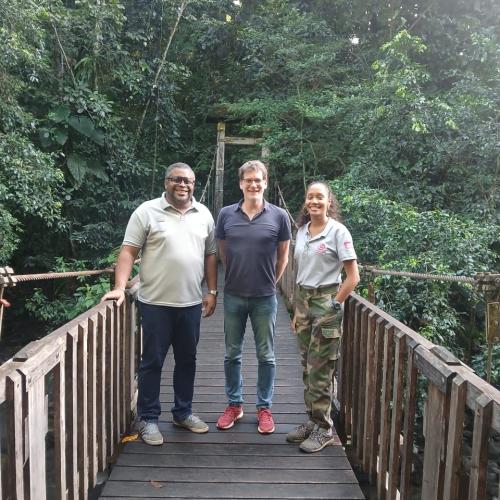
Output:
top-left (2, 254), bottom-right (498, 499)
top-left (0, 284), bottom-right (140, 500)
top-left (279, 250), bottom-right (500, 500)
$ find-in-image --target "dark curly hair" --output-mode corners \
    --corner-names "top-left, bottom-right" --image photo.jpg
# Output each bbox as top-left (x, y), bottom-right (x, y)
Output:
top-left (297, 181), bottom-right (341, 227)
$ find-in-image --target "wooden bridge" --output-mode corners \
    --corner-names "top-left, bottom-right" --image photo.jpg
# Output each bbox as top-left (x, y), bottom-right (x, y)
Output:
top-left (1, 260), bottom-right (500, 499)
top-left (100, 284), bottom-right (363, 499)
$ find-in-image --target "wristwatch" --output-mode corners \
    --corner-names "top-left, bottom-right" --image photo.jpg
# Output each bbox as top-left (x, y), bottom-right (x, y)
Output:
top-left (208, 290), bottom-right (218, 297)
top-left (331, 299), bottom-right (342, 311)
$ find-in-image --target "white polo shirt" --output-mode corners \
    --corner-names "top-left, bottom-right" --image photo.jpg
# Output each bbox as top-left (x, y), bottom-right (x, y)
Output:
top-left (123, 194), bottom-right (216, 306)
top-left (295, 218), bottom-right (357, 288)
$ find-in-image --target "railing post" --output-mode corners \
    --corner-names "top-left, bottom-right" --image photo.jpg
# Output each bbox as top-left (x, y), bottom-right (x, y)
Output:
top-left (377, 323), bottom-right (395, 499)
top-left (4, 368), bottom-right (25, 499)
top-left (77, 325), bottom-right (89, 499)
top-left (400, 339), bottom-right (419, 500)
top-left (65, 329), bottom-right (79, 499)
top-left (443, 375), bottom-right (467, 500)
top-left (468, 395), bottom-right (493, 499)
top-left (476, 273), bottom-right (500, 383)
top-left (214, 121), bottom-right (225, 219)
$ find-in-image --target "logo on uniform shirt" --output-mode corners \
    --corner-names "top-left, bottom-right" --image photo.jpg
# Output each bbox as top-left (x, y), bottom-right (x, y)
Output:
top-left (315, 243), bottom-right (327, 255)
top-left (344, 240), bottom-right (352, 250)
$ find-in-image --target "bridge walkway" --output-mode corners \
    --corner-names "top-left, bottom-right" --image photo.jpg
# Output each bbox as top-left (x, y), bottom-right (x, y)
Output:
top-left (99, 288), bottom-right (364, 499)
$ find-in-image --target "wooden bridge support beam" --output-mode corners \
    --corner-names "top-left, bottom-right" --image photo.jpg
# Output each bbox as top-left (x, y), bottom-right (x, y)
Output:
top-left (214, 121), bottom-right (268, 217)
top-left (214, 122), bottom-right (225, 219)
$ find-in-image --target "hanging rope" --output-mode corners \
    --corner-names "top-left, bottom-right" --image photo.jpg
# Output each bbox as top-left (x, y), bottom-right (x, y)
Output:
top-left (11, 268), bottom-right (114, 283)
top-left (150, 86), bottom-right (161, 198)
top-left (274, 183), bottom-right (477, 284)
top-left (134, 0), bottom-right (189, 148)
top-left (199, 148), bottom-right (217, 205)
top-left (359, 265), bottom-right (476, 284)
top-left (275, 182), bottom-right (299, 230)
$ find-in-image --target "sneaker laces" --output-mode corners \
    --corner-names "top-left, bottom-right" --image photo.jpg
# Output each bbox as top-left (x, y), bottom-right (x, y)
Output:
top-left (258, 408), bottom-right (273, 424)
top-left (309, 429), bottom-right (331, 444)
top-left (292, 423), bottom-right (310, 435)
top-left (140, 421), bottom-right (158, 434)
top-left (224, 406), bottom-right (240, 417)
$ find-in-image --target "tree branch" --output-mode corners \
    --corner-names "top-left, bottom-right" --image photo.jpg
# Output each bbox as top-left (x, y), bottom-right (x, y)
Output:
top-left (51, 20), bottom-right (77, 87)
top-left (134, 0), bottom-right (189, 148)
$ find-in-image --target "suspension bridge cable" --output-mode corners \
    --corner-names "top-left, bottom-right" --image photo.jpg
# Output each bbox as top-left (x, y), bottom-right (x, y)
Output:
top-left (12, 268), bottom-right (114, 283)
top-left (275, 182), bottom-right (299, 231)
top-left (199, 148), bottom-right (217, 205)
top-left (359, 266), bottom-right (476, 284)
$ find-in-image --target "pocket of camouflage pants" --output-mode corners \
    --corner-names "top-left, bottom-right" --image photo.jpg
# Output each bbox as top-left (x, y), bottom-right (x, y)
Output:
top-left (320, 323), bottom-right (341, 361)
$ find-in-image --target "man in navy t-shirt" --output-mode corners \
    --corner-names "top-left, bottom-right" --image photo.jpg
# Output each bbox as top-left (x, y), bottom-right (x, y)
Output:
top-left (215, 160), bottom-right (291, 434)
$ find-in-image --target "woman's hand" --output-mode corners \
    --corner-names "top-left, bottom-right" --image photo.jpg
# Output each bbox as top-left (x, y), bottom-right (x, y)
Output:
top-left (291, 314), bottom-right (297, 334)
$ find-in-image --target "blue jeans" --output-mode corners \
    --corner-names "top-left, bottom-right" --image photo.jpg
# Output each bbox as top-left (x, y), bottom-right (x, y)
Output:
top-left (223, 292), bottom-right (278, 408)
top-left (137, 301), bottom-right (201, 422)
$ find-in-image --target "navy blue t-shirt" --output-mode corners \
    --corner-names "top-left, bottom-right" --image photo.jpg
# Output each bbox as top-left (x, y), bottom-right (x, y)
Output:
top-left (216, 200), bottom-right (291, 297)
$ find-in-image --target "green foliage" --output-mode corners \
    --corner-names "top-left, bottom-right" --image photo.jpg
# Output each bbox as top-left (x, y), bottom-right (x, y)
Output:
top-left (0, 133), bottom-right (64, 261)
top-left (1, 0), bottom-right (498, 386)
top-left (333, 179), bottom-right (497, 366)
top-left (0, 205), bottom-right (20, 262)
top-left (25, 278), bottom-right (110, 330)
top-left (471, 346), bottom-right (500, 387)
top-left (24, 255), bottom-right (118, 331)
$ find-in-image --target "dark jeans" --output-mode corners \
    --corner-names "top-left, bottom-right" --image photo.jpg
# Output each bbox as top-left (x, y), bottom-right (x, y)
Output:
top-left (137, 301), bottom-right (202, 422)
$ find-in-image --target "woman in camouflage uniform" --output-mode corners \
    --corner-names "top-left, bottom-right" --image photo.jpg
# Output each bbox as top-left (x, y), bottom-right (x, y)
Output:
top-left (287, 181), bottom-right (360, 453)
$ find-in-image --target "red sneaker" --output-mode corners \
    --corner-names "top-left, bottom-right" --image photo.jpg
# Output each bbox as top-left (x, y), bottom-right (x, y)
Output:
top-left (257, 408), bottom-right (275, 434)
top-left (217, 405), bottom-right (244, 430)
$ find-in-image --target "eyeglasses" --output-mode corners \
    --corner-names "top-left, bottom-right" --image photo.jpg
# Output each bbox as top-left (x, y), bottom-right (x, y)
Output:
top-left (167, 176), bottom-right (195, 186)
top-left (241, 178), bottom-right (264, 185)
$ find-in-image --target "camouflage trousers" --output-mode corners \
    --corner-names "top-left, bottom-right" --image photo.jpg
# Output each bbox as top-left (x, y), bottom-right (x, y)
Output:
top-left (295, 284), bottom-right (342, 430)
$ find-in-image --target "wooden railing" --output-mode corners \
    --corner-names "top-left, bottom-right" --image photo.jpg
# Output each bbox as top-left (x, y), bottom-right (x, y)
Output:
top-left (3, 253), bottom-right (499, 499)
top-left (280, 258), bottom-right (500, 500)
top-left (0, 283), bottom-right (140, 500)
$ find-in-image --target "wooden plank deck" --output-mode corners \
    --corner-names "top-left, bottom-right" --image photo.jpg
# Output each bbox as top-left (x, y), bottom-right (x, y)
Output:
top-left (100, 290), bottom-right (364, 499)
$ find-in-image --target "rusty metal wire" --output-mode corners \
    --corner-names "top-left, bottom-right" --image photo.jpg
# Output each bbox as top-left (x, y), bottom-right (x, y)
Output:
top-left (276, 182), bottom-right (299, 231)
top-left (13, 268), bottom-right (114, 283)
top-left (274, 186), bottom-right (478, 284)
top-left (199, 148), bottom-right (217, 206)
top-left (360, 265), bottom-right (476, 284)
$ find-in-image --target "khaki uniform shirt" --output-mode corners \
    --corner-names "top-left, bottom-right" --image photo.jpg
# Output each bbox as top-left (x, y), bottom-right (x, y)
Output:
top-left (295, 218), bottom-right (357, 289)
top-left (123, 194), bottom-right (216, 306)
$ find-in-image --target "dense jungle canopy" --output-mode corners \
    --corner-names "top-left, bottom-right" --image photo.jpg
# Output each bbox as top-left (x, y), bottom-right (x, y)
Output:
top-left (0, 0), bottom-right (499, 379)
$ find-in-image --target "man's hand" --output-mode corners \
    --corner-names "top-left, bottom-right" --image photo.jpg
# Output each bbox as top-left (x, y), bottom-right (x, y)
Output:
top-left (100, 245), bottom-right (138, 307)
top-left (101, 289), bottom-right (126, 307)
top-left (202, 293), bottom-right (217, 317)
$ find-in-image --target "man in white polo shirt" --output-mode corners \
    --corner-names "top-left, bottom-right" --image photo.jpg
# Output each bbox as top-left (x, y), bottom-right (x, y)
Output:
top-left (102, 162), bottom-right (217, 446)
